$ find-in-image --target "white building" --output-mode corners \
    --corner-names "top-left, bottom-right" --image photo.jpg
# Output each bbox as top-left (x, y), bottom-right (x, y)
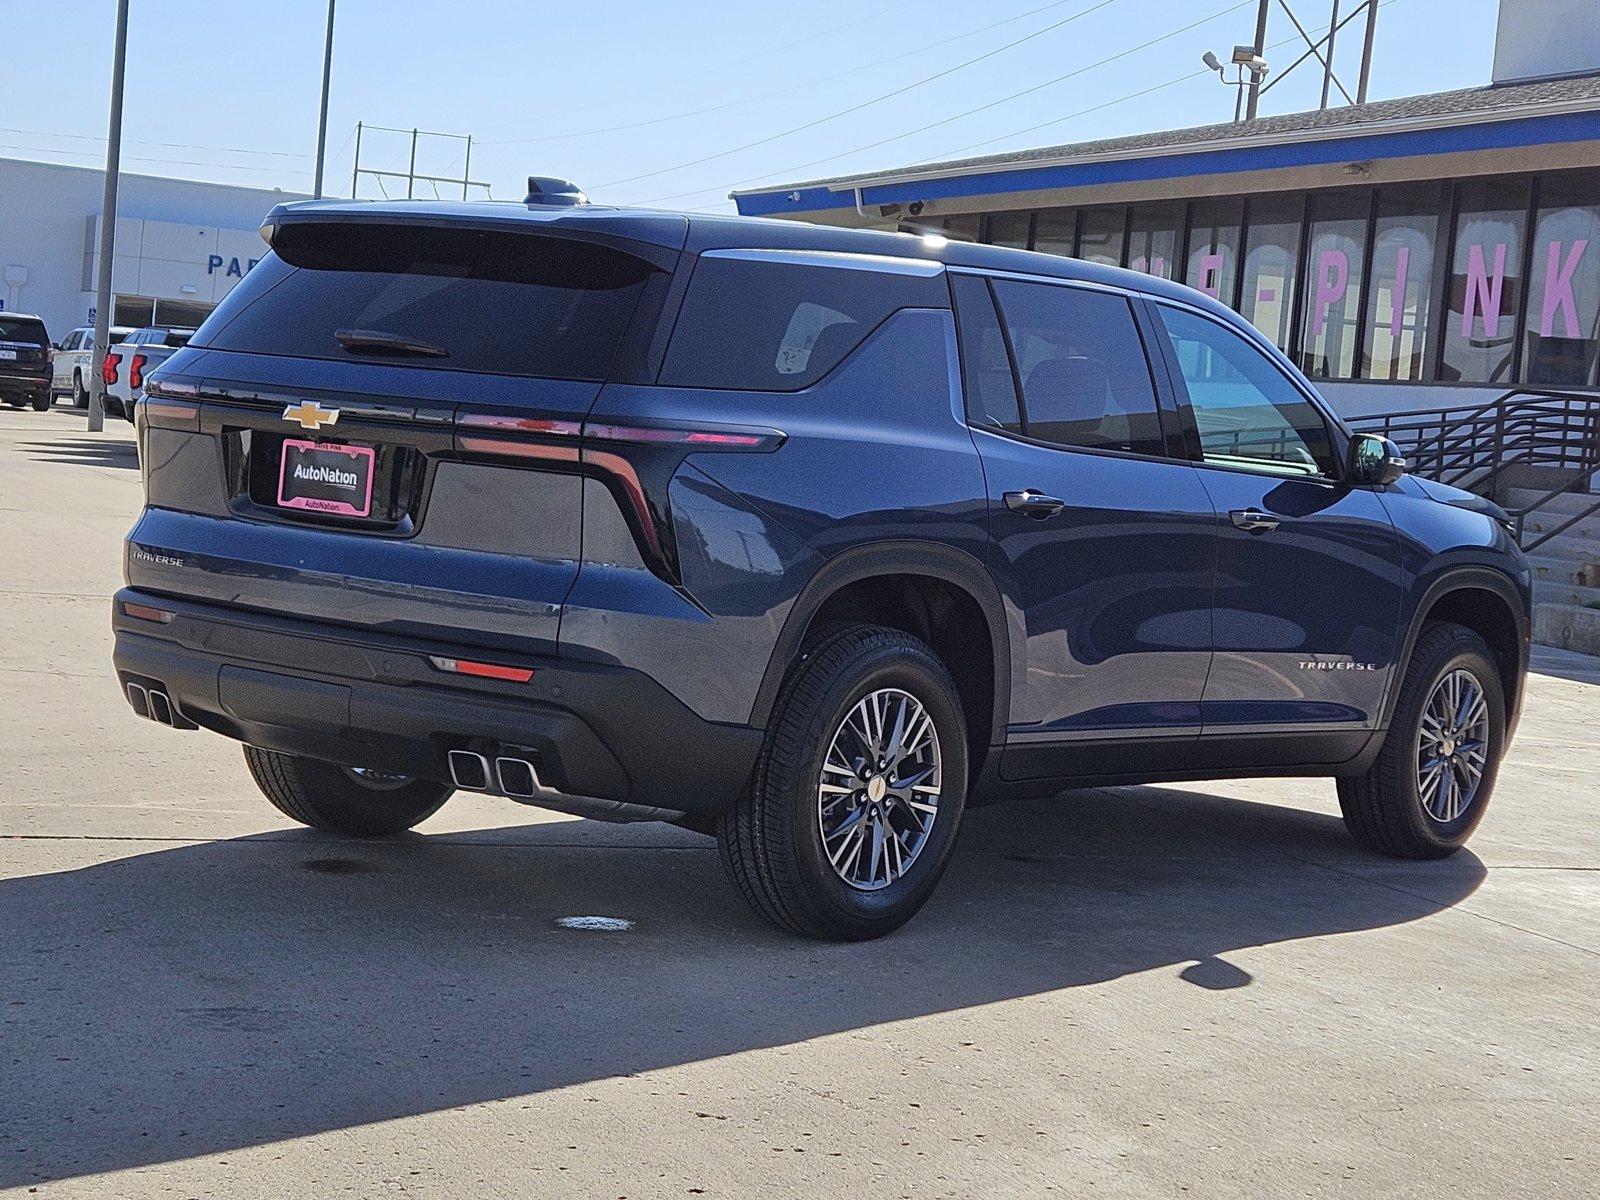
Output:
top-left (0, 156), bottom-right (307, 340)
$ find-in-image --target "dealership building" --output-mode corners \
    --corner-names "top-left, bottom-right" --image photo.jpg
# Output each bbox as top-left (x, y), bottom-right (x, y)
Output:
top-left (734, 2), bottom-right (1600, 417)
top-left (0, 156), bottom-right (305, 342)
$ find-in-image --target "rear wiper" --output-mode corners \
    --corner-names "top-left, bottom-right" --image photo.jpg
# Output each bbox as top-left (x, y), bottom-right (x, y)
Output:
top-left (334, 328), bottom-right (448, 357)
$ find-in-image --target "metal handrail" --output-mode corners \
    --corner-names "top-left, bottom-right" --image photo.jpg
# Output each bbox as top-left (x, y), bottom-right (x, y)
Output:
top-left (1349, 388), bottom-right (1600, 554)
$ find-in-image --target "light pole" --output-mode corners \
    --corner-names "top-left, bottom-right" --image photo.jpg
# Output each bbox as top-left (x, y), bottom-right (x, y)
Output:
top-left (88, 0), bottom-right (130, 434)
top-left (312, 0), bottom-right (336, 199)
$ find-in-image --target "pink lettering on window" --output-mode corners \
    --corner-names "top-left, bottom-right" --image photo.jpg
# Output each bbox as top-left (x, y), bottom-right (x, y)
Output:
top-left (1389, 246), bottom-right (1411, 340)
top-left (1131, 255), bottom-right (1167, 277)
top-left (1462, 242), bottom-right (1509, 338)
top-left (1195, 252), bottom-right (1225, 298)
top-left (1538, 239), bottom-right (1588, 338)
top-left (1312, 249), bottom-right (1349, 335)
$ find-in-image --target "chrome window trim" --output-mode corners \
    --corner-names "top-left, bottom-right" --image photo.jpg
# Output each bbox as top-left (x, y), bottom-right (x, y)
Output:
top-left (699, 248), bottom-right (946, 277)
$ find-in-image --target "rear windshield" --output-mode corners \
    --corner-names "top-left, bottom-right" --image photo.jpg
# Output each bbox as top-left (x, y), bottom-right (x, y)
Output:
top-left (0, 317), bottom-right (47, 345)
top-left (192, 222), bottom-right (661, 380)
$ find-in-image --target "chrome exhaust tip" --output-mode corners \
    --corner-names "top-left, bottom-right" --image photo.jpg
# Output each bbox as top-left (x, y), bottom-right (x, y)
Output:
top-left (447, 749), bottom-right (492, 791)
top-left (126, 682), bottom-right (150, 720)
top-left (495, 757), bottom-right (541, 798)
top-left (147, 690), bottom-right (175, 726)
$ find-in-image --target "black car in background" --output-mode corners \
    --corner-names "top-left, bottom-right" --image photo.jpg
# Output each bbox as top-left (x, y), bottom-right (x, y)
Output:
top-left (0, 314), bottom-right (53, 411)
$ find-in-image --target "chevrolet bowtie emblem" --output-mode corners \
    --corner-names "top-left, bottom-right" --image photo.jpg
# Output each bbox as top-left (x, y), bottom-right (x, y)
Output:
top-left (283, 400), bottom-right (340, 431)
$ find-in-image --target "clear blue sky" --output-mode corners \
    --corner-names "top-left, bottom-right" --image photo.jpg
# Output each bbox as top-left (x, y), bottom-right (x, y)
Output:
top-left (1, 0), bottom-right (1501, 211)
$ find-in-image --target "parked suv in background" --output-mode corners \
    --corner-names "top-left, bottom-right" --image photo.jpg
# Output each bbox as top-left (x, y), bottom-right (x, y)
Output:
top-left (0, 313), bottom-right (53, 411)
top-left (113, 184), bottom-right (1531, 940)
top-left (52, 324), bottom-right (133, 407)
top-left (102, 325), bottom-right (195, 420)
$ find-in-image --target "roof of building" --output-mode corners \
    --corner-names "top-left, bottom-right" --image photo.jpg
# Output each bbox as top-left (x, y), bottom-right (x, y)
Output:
top-left (735, 70), bottom-right (1600, 204)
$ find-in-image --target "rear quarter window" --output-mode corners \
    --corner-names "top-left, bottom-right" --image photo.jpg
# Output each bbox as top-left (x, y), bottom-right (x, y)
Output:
top-left (660, 252), bottom-right (946, 391)
top-left (192, 222), bottom-right (664, 381)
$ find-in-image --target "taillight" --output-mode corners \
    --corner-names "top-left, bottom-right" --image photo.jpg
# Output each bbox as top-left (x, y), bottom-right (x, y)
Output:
top-left (102, 352), bottom-right (119, 385)
top-left (128, 353), bottom-right (148, 392)
top-left (428, 656), bottom-right (535, 683)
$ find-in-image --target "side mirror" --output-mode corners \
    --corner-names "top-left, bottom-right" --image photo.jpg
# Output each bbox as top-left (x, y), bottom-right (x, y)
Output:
top-left (1348, 433), bottom-right (1405, 486)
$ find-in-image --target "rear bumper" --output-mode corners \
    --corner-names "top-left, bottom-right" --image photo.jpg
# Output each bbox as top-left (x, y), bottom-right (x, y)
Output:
top-left (0, 370), bottom-right (49, 396)
top-left (111, 588), bottom-right (762, 816)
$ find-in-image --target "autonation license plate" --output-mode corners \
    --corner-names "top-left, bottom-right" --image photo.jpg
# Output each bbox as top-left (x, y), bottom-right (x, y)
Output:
top-left (0, 350), bottom-right (16, 361)
top-left (277, 439), bottom-right (376, 518)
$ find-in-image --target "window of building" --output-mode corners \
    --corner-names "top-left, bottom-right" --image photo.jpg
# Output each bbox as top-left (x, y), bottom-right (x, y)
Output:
top-left (990, 279), bottom-right (1165, 456)
top-left (983, 211), bottom-right (1032, 249)
top-left (951, 274), bottom-right (1022, 434)
top-left (1077, 206), bottom-right (1127, 268)
top-left (1439, 178), bottom-right (1530, 383)
top-left (1362, 182), bottom-right (1447, 381)
top-left (1032, 208), bottom-right (1077, 257)
top-left (1127, 202), bottom-right (1182, 279)
top-left (1186, 198), bottom-right (1244, 307)
top-left (1523, 171), bottom-right (1600, 386)
top-left (938, 213), bottom-right (983, 242)
top-left (1239, 193), bottom-right (1304, 351)
top-left (1157, 305), bottom-right (1335, 477)
top-left (1298, 190), bottom-right (1370, 378)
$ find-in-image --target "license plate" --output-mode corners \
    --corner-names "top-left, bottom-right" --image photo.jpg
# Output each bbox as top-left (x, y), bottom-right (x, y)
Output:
top-left (0, 350), bottom-right (16, 361)
top-left (277, 439), bottom-right (376, 518)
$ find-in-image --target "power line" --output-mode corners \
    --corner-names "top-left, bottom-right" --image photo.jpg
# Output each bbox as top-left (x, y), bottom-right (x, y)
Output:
top-left (476, 0), bottom-right (925, 133)
top-left (0, 125), bottom-right (312, 160)
top-left (595, 0), bottom-right (1121, 191)
top-left (484, 0), bottom-right (1103, 147)
top-left (933, 0), bottom-right (1405, 161)
top-left (0, 142), bottom-right (309, 177)
top-left (629, 0), bottom-right (1254, 206)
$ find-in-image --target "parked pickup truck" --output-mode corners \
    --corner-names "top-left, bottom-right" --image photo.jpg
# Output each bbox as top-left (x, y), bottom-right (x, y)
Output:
top-left (103, 326), bottom-right (195, 420)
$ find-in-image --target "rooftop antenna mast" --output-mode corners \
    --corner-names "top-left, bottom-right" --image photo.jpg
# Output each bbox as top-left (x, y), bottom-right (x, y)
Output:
top-left (1203, 0), bottom-right (1381, 122)
top-left (348, 123), bottom-right (492, 200)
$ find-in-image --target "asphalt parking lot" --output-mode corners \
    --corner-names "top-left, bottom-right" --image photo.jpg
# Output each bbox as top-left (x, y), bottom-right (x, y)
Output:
top-left (1, 404), bottom-right (1597, 1198)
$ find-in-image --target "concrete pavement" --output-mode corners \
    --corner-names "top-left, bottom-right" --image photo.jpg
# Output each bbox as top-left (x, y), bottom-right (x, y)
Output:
top-left (0, 405), bottom-right (1596, 1198)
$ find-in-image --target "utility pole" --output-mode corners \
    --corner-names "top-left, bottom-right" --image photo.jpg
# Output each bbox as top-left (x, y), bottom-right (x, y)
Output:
top-left (89, 0), bottom-right (130, 434)
top-left (1356, 0), bottom-right (1380, 103)
top-left (312, 0), bottom-right (336, 198)
top-left (1244, 0), bottom-right (1270, 120)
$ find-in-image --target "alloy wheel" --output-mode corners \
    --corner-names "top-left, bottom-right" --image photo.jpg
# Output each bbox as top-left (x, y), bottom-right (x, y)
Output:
top-left (817, 688), bottom-right (942, 891)
top-left (1416, 668), bottom-right (1490, 823)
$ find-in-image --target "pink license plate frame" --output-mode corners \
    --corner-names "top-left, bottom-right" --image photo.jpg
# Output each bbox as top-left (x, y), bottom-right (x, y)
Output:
top-left (276, 438), bottom-right (377, 518)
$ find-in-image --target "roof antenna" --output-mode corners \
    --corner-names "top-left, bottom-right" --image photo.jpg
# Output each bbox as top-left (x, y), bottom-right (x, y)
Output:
top-left (525, 177), bottom-right (589, 206)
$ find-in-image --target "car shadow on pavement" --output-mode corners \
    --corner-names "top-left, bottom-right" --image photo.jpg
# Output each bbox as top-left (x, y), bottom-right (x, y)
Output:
top-left (16, 436), bottom-right (139, 471)
top-left (0, 783), bottom-right (1484, 1187)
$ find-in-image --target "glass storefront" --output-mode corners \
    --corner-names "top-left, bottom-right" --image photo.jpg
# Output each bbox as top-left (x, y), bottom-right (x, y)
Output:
top-left (961, 166), bottom-right (1600, 388)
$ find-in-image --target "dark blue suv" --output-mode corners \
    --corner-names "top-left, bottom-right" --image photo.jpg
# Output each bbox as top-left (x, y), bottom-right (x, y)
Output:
top-left (113, 183), bottom-right (1530, 940)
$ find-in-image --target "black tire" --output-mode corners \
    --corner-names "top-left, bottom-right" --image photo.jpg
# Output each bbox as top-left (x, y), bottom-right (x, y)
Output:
top-left (1337, 622), bottom-right (1505, 859)
top-left (243, 746), bottom-right (452, 837)
top-left (30, 391), bottom-right (50, 412)
top-left (718, 624), bottom-right (969, 941)
top-left (3, 398), bottom-right (24, 409)
top-left (72, 372), bottom-right (87, 408)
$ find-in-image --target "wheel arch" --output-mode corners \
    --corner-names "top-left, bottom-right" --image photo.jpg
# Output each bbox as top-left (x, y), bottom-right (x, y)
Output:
top-left (1385, 566), bottom-right (1531, 738)
top-left (749, 542), bottom-right (1013, 774)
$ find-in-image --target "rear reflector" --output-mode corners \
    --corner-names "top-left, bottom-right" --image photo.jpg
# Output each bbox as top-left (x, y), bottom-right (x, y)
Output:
top-left (428, 656), bottom-right (535, 683)
top-left (586, 422), bottom-right (776, 448)
top-left (122, 601), bottom-right (174, 623)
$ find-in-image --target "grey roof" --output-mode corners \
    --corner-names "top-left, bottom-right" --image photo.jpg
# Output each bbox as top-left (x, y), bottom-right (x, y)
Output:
top-left (738, 71), bottom-right (1600, 195)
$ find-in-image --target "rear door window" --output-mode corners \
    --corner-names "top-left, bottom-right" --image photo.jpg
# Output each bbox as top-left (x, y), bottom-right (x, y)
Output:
top-left (989, 279), bottom-right (1167, 457)
top-left (193, 222), bottom-right (664, 381)
top-left (660, 251), bottom-right (946, 391)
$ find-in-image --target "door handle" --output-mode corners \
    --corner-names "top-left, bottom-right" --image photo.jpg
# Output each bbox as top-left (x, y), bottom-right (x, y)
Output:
top-left (1005, 490), bottom-right (1065, 520)
top-left (1230, 508), bottom-right (1280, 533)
